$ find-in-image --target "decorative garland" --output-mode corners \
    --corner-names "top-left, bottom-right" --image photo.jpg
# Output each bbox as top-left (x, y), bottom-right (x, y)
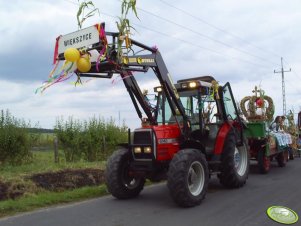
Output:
top-left (37, 0), bottom-right (139, 93)
top-left (211, 80), bottom-right (220, 99)
top-left (240, 86), bottom-right (274, 122)
top-left (240, 96), bottom-right (251, 119)
top-left (36, 24), bottom-right (107, 93)
top-left (263, 95), bottom-right (274, 122)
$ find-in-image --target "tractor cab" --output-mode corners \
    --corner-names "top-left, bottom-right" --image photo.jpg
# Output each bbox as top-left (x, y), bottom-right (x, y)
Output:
top-left (154, 75), bottom-right (244, 157)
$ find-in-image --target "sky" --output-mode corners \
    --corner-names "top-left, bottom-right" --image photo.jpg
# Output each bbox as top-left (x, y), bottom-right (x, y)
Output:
top-left (0, 0), bottom-right (301, 129)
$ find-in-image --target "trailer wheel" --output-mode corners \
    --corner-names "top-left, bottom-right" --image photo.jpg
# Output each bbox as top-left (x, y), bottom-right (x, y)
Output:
top-left (257, 149), bottom-right (270, 174)
top-left (105, 148), bottom-right (145, 199)
top-left (289, 148), bottom-right (294, 160)
top-left (277, 150), bottom-right (288, 167)
top-left (219, 130), bottom-right (249, 188)
top-left (167, 149), bottom-right (209, 207)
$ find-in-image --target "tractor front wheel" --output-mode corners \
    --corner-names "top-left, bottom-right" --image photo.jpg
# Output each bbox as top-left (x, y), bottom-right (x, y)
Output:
top-left (167, 149), bottom-right (209, 207)
top-left (219, 130), bottom-right (250, 188)
top-left (105, 148), bottom-right (145, 199)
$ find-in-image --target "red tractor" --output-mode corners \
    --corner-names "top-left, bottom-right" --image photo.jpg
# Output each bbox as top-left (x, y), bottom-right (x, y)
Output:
top-left (58, 24), bottom-right (249, 207)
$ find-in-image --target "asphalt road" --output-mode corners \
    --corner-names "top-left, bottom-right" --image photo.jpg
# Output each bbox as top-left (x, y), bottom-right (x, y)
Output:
top-left (1, 158), bottom-right (301, 226)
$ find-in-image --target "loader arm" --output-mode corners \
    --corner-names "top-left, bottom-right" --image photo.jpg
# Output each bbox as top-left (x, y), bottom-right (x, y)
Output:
top-left (58, 25), bottom-right (190, 138)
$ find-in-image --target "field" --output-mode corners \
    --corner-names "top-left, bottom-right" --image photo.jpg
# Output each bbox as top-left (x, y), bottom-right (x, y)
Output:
top-left (0, 150), bottom-right (107, 218)
top-left (0, 112), bottom-right (130, 217)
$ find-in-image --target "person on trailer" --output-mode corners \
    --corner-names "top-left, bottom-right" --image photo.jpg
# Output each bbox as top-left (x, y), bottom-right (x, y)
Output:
top-left (280, 116), bottom-right (292, 143)
top-left (280, 115), bottom-right (293, 156)
top-left (270, 116), bottom-right (290, 148)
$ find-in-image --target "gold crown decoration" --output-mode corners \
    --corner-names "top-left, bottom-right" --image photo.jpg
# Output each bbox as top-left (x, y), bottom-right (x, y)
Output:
top-left (240, 86), bottom-right (274, 122)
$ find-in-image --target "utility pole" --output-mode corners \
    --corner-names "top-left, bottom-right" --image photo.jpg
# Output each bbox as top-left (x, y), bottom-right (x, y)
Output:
top-left (274, 57), bottom-right (291, 116)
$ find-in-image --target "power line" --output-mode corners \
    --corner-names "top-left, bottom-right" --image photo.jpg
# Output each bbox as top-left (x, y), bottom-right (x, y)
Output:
top-left (61, 0), bottom-right (277, 71)
top-left (286, 79), bottom-right (301, 96)
top-left (62, 0), bottom-right (78, 6)
top-left (132, 23), bottom-right (272, 69)
top-left (61, 0), bottom-right (272, 69)
top-left (158, 0), bottom-right (282, 60)
top-left (282, 59), bottom-right (301, 81)
top-left (136, 7), bottom-right (280, 67)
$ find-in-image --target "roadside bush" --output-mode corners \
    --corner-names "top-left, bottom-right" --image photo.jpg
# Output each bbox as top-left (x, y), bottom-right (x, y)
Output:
top-left (105, 118), bottom-right (128, 154)
top-left (55, 116), bottom-right (128, 162)
top-left (30, 133), bottom-right (54, 151)
top-left (55, 117), bottom-right (82, 162)
top-left (0, 110), bottom-right (32, 165)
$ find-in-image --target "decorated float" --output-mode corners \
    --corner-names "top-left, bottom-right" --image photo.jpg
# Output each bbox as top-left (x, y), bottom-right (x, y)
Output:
top-left (240, 86), bottom-right (289, 174)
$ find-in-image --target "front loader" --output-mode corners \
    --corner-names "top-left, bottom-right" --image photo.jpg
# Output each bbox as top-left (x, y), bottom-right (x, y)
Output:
top-left (57, 23), bottom-right (249, 207)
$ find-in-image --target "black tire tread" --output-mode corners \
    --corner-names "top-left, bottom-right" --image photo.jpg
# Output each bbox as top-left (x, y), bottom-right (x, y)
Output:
top-left (219, 130), bottom-right (249, 188)
top-left (167, 149), bottom-right (209, 207)
top-left (258, 150), bottom-right (269, 174)
top-left (105, 148), bottom-right (145, 199)
top-left (277, 150), bottom-right (287, 167)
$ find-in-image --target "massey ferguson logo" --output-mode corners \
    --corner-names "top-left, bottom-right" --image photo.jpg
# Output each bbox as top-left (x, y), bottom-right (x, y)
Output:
top-left (158, 138), bottom-right (178, 144)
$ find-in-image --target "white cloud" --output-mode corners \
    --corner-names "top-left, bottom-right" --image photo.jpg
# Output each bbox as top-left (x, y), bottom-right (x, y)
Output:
top-left (0, 0), bottom-right (301, 129)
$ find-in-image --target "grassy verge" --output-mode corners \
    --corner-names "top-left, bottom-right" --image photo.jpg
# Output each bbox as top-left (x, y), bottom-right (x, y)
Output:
top-left (0, 150), bottom-right (107, 218)
top-left (0, 185), bottom-right (108, 218)
top-left (0, 151), bottom-right (105, 180)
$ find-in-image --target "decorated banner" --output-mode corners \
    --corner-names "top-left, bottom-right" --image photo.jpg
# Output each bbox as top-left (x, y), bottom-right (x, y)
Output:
top-left (36, 0), bottom-right (138, 93)
top-left (36, 23), bottom-right (107, 93)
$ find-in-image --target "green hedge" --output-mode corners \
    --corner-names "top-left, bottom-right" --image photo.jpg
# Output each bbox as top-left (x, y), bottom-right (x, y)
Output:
top-left (0, 110), bottom-right (32, 165)
top-left (55, 116), bottom-right (128, 162)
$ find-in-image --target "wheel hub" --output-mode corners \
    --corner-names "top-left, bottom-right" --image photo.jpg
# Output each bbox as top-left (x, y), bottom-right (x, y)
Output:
top-left (234, 145), bottom-right (248, 176)
top-left (188, 161), bottom-right (205, 196)
top-left (234, 150), bottom-right (240, 169)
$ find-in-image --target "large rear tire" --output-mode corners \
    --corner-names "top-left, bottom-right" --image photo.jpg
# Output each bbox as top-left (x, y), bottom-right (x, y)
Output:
top-left (219, 130), bottom-right (250, 188)
top-left (257, 149), bottom-right (270, 174)
top-left (167, 149), bottom-right (209, 207)
top-left (289, 148), bottom-right (294, 160)
top-left (105, 148), bottom-right (145, 199)
top-left (277, 150), bottom-right (288, 167)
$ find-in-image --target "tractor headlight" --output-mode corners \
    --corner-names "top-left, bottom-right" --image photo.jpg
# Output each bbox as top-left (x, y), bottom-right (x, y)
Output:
top-left (144, 146), bottom-right (152, 153)
top-left (154, 87), bottom-right (162, 92)
top-left (134, 147), bottom-right (142, 153)
top-left (189, 82), bottom-right (197, 88)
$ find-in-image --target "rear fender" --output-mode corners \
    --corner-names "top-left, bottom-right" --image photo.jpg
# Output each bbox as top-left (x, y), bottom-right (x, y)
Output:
top-left (213, 122), bottom-right (232, 155)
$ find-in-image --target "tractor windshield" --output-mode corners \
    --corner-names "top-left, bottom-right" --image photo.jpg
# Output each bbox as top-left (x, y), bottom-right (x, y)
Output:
top-left (156, 93), bottom-right (184, 126)
top-left (170, 90), bottom-right (219, 130)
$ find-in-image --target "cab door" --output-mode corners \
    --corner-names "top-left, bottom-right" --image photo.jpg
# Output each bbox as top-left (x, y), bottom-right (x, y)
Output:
top-left (221, 82), bottom-right (244, 145)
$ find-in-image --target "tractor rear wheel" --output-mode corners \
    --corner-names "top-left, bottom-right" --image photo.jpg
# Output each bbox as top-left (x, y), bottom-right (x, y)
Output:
top-left (289, 148), bottom-right (294, 160)
top-left (277, 150), bottom-right (288, 167)
top-left (105, 148), bottom-right (145, 199)
top-left (167, 149), bottom-right (209, 207)
top-left (219, 130), bottom-right (249, 188)
top-left (257, 149), bottom-right (270, 174)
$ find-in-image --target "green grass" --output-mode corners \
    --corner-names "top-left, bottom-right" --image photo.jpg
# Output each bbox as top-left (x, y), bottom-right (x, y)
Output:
top-left (0, 150), bottom-right (105, 181)
top-left (0, 150), bottom-right (108, 218)
top-left (0, 185), bottom-right (108, 218)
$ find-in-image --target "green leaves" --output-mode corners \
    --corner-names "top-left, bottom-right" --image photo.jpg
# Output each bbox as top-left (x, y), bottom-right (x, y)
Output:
top-left (76, 0), bottom-right (100, 30)
top-left (55, 116), bottom-right (128, 162)
top-left (0, 110), bottom-right (32, 165)
top-left (116, 0), bottom-right (139, 59)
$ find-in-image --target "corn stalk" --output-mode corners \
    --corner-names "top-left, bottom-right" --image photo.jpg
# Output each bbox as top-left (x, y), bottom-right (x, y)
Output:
top-left (77, 0), bottom-right (100, 30)
top-left (116, 0), bottom-right (139, 60)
